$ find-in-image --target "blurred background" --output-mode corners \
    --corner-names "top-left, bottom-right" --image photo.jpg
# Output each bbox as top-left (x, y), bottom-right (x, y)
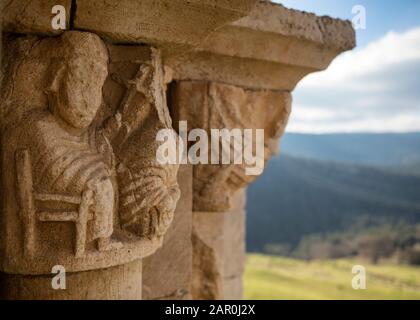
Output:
top-left (245, 0), bottom-right (420, 299)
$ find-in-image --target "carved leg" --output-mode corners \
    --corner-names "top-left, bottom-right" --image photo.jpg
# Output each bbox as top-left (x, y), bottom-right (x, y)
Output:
top-left (75, 189), bottom-right (93, 258)
top-left (15, 149), bottom-right (36, 258)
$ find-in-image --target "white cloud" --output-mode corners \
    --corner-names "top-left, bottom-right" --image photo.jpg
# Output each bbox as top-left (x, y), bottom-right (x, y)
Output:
top-left (288, 26), bottom-right (420, 133)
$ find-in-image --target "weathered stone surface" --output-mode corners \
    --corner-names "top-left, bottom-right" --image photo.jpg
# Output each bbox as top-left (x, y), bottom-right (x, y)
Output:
top-left (0, 258), bottom-right (142, 300)
top-left (2, 1), bottom-right (355, 90)
top-left (222, 192), bottom-right (246, 299)
top-left (232, 1), bottom-right (355, 53)
top-left (0, 31), bottom-right (179, 275)
top-left (171, 80), bottom-right (291, 212)
top-left (2, 0), bottom-right (71, 35)
top-left (74, 0), bottom-right (258, 59)
top-left (171, 1), bottom-right (356, 90)
top-left (223, 276), bottom-right (243, 300)
top-left (192, 211), bottom-right (224, 300)
top-left (142, 165), bottom-right (193, 300)
top-left (2, 0), bottom-right (355, 91)
top-left (192, 191), bottom-right (246, 300)
top-left (223, 192), bottom-right (246, 282)
top-left (171, 52), bottom-right (315, 92)
top-left (2, 0), bottom-right (258, 61)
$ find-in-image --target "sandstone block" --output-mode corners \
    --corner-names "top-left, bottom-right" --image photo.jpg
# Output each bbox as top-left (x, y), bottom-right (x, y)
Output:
top-left (2, 0), bottom-right (71, 35)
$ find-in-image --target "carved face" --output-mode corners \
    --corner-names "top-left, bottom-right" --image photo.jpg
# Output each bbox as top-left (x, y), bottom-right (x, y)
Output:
top-left (56, 57), bottom-right (108, 129)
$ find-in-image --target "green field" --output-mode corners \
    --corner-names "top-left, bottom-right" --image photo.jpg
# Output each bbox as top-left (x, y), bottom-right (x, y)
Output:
top-left (244, 254), bottom-right (420, 300)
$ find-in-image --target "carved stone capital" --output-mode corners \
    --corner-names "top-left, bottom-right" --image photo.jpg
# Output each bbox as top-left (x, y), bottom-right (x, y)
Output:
top-left (166, 1), bottom-right (355, 213)
top-left (171, 81), bottom-right (291, 212)
top-left (0, 31), bottom-right (179, 275)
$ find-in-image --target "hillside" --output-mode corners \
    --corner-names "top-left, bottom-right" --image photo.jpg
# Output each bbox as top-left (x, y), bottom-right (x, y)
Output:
top-left (245, 254), bottom-right (420, 300)
top-left (246, 154), bottom-right (420, 253)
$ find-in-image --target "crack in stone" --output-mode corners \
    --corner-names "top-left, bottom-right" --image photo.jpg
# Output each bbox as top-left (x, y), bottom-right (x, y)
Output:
top-left (70, 0), bottom-right (77, 30)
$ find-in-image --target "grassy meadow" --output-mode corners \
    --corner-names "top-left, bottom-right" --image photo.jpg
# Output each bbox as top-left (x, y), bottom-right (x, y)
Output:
top-left (244, 254), bottom-right (420, 300)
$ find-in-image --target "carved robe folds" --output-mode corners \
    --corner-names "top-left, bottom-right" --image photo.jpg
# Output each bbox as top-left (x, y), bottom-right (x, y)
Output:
top-left (0, 32), bottom-right (180, 275)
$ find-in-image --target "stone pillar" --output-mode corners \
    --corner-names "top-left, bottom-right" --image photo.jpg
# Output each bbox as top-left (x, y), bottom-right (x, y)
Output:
top-left (164, 2), bottom-right (356, 299)
top-left (192, 191), bottom-right (246, 300)
top-left (170, 80), bottom-right (291, 299)
top-left (223, 191), bottom-right (246, 299)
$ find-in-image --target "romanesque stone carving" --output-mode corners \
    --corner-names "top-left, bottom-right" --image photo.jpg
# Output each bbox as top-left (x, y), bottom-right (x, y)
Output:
top-left (0, 31), bottom-right (180, 274)
top-left (171, 81), bottom-right (291, 212)
top-left (0, 0), bottom-right (357, 301)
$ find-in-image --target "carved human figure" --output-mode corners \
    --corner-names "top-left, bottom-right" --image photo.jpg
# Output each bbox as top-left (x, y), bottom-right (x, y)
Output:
top-left (11, 33), bottom-right (120, 251)
top-left (0, 32), bottom-right (180, 264)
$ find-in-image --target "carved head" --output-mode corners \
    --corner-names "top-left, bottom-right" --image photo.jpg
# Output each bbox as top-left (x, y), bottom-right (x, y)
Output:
top-left (47, 32), bottom-right (109, 129)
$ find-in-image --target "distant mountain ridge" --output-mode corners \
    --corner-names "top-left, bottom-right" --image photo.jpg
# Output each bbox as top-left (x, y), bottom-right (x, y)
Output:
top-left (246, 152), bottom-right (420, 253)
top-left (280, 132), bottom-right (420, 167)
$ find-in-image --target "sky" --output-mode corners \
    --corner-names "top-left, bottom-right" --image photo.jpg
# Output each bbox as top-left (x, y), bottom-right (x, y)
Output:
top-left (274, 0), bottom-right (420, 133)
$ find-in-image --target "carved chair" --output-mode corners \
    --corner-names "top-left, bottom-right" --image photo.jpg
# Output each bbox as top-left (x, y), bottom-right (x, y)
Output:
top-left (15, 149), bottom-right (94, 258)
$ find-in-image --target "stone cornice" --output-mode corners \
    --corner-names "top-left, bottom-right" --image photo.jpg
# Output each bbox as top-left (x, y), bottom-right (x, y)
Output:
top-left (170, 1), bottom-right (356, 90)
top-left (3, 1), bottom-right (355, 90)
top-left (232, 2), bottom-right (355, 53)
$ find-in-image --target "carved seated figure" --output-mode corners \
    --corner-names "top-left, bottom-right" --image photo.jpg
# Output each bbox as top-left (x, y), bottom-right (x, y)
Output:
top-left (15, 33), bottom-right (120, 252)
top-left (1, 32), bottom-right (180, 269)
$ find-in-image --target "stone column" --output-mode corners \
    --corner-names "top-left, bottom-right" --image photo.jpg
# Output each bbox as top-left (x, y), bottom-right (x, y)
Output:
top-left (192, 191), bottom-right (246, 300)
top-left (170, 80), bottom-right (292, 299)
top-left (165, 1), bottom-right (356, 299)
